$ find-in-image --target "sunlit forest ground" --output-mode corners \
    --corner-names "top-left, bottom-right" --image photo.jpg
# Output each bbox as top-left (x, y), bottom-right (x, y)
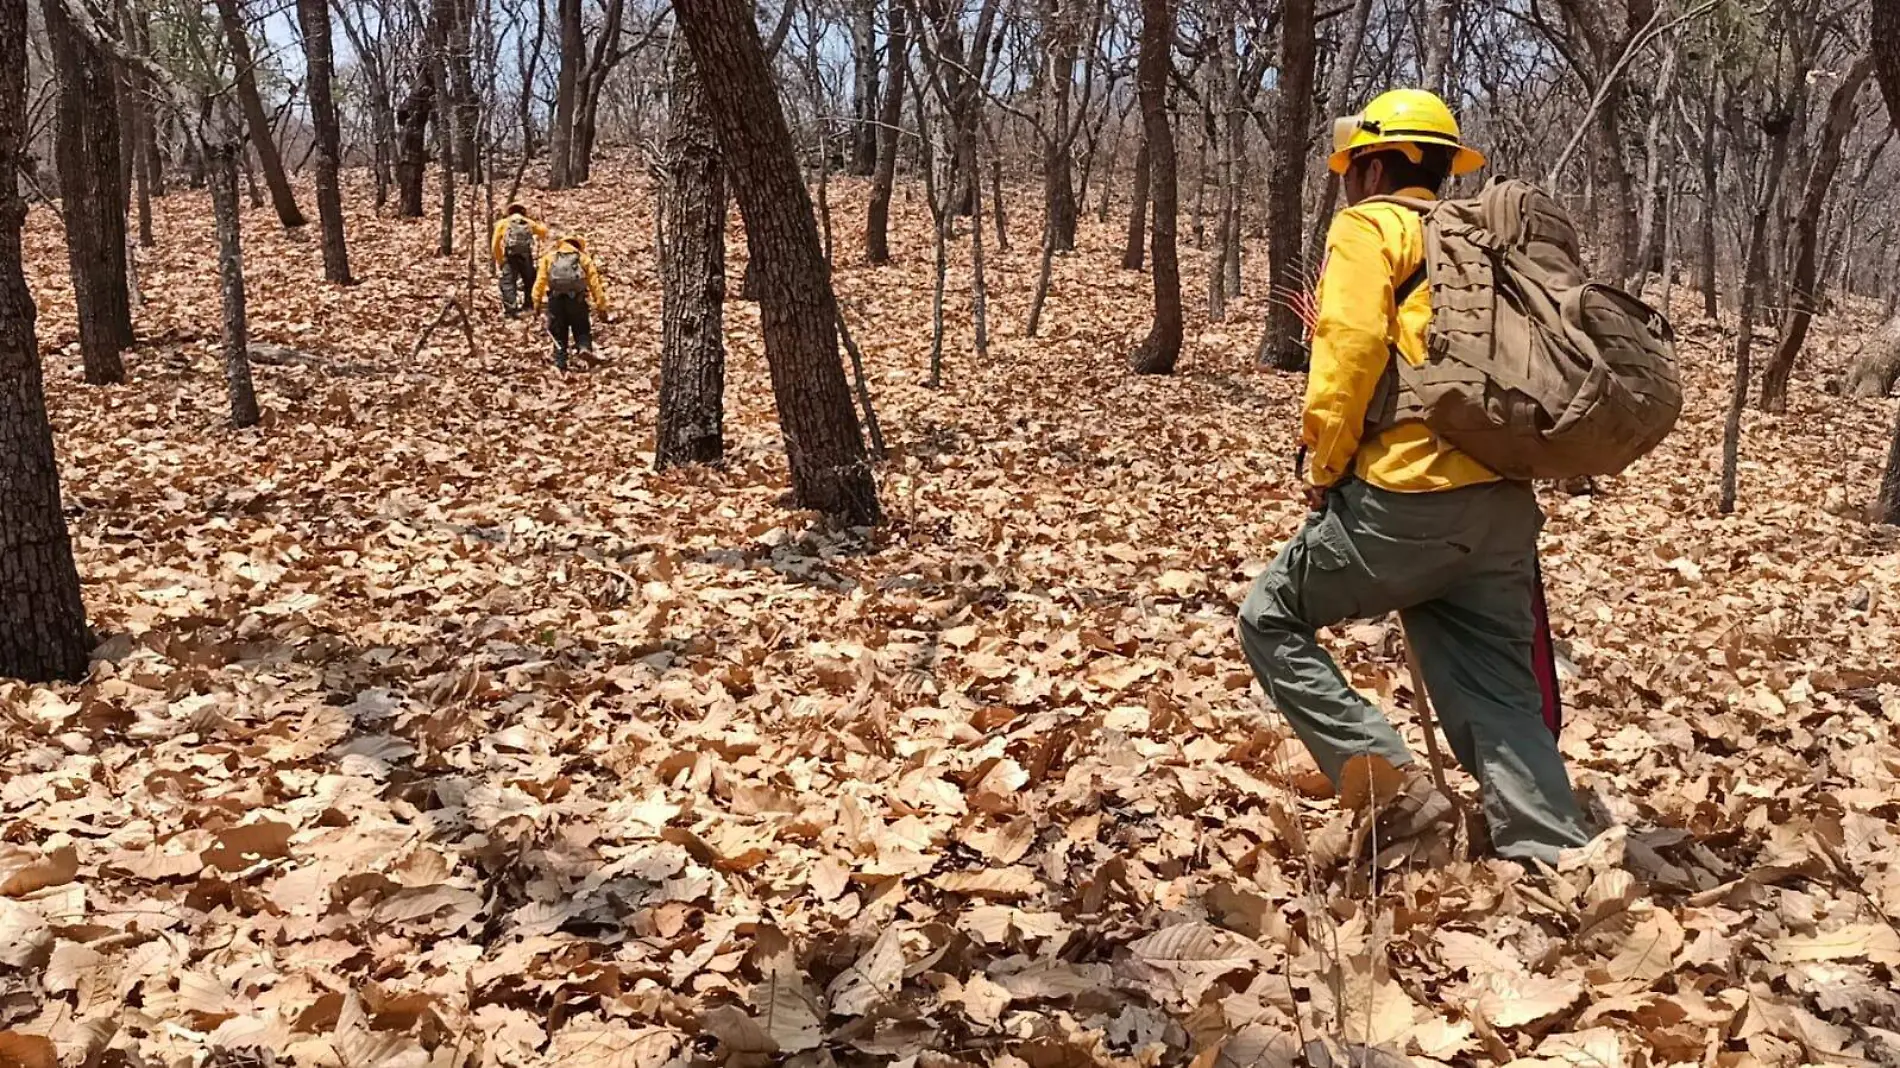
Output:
top-left (4, 157), bottom-right (1899, 1065)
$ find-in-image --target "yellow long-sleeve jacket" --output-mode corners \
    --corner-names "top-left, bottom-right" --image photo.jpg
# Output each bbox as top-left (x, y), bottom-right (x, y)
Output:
top-left (1303, 187), bottom-right (1499, 493)
top-left (491, 212), bottom-right (549, 264)
top-left (532, 238), bottom-right (608, 311)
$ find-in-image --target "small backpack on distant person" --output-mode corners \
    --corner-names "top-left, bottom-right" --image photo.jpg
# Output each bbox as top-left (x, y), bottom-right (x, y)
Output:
top-left (548, 250), bottom-right (587, 296)
top-left (1363, 178), bottom-right (1682, 480)
top-left (505, 217), bottom-right (536, 258)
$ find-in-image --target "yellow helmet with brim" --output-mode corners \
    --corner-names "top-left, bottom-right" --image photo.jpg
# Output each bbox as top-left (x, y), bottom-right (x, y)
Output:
top-left (1327, 87), bottom-right (1486, 177)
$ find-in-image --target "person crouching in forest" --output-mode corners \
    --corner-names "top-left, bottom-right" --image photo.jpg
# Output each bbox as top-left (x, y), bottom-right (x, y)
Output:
top-left (491, 203), bottom-right (549, 318)
top-left (533, 235), bottom-right (608, 371)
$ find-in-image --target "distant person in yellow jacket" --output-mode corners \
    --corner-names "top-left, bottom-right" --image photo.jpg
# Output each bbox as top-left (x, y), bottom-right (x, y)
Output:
top-left (491, 203), bottom-right (549, 318)
top-left (1235, 89), bottom-right (1589, 864)
top-left (532, 235), bottom-right (608, 371)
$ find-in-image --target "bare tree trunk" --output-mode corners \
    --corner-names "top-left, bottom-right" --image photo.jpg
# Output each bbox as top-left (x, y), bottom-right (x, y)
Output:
top-left (434, 20), bottom-right (457, 257)
top-left (396, 69), bottom-right (434, 217)
top-left (657, 50), bottom-right (726, 470)
top-left (1040, 0), bottom-right (1079, 252)
top-left (864, 0), bottom-right (907, 264)
top-left (1128, 0), bottom-right (1180, 375)
top-left (1626, 38), bottom-right (1682, 294)
top-left (208, 141), bottom-right (260, 428)
top-left (968, 128), bottom-right (989, 358)
top-left (212, 0), bottom-right (306, 229)
top-left (1760, 54), bottom-right (1874, 413)
top-left (1424, 0), bottom-right (1453, 93)
top-left (1122, 137), bottom-right (1148, 270)
top-left (548, 0), bottom-right (580, 188)
top-left (44, 0), bottom-right (131, 385)
top-left (1259, 0), bottom-right (1314, 371)
top-left (676, 0), bottom-right (881, 524)
top-left (1878, 405), bottom-right (1900, 525)
top-left (1699, 76), bottom-right (1720, 318)
top-left (0, 0), bottom-right (89, 683)
top-left (1720, 113), bottom-right (1792, 516)
top-left (1307, 0), bottom-right (1373, 262)
top-left (298, 0), bottom-right (352, 283)
top-left (849, 0), bottom-right (880, 176)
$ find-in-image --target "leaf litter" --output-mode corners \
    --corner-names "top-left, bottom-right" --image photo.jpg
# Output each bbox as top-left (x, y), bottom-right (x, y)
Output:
top-left (2, 160), bottom-right (1899, 1066)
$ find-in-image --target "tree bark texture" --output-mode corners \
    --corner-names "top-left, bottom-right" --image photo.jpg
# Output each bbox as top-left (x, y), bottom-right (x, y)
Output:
top-left (1259, 0), bottom-right (1314, 371)
top-left (1699, 76), bottom-right (1720, 318)
top-left (849, 0), bottom-right (880, 176)
top-left (396, 67), bottom-right (434, 217)
top-left (1122, 138), bottom-right (1149, 270)
top-left (1307, 0), bottom-right (1373, 263)
top-left (864, 0), bottom-right (907, 265)
top-left (298, 0), bottom-right (353, 284)
top-left (549, 0), bottom-right (581, 187)
top-left (1875, 0), bottom-right (1900, 522)
top-left (1760, 54), bottom-right (1874, 413)
top-left (1720, 114), bottom-right (1792, 516)
top-left (1128, 0), bottom-right (1179, 374)
top-left (209, 142), bottom-right (260, 428)
top-left (212, 0), bottom-right (306, 229)
top-left (676, 0), bottom-right (880, 524)
top-left (1040, 0), bottom-right (1079, 252)
top-left (44, 0), bottom-right (131, 385)
top-left (0, 0), bottom-right (89, 682)
top-left (657, 51), bottom-right (726, 470)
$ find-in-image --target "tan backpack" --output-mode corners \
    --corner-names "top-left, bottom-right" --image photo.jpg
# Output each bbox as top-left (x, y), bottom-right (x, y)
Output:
top-left (1364, 178), bottom-right (1682, 481)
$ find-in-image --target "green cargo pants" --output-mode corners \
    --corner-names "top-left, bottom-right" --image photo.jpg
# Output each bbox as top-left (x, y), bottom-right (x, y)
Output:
top-left (1237, 478), bottom-right (1589, 863)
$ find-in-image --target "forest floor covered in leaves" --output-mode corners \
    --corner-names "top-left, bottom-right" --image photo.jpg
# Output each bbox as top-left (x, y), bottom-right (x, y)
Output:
top-left (4, 158), bottom-right (1900, 1068)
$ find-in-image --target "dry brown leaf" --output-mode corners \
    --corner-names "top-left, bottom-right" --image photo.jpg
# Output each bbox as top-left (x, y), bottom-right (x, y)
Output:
top-left (826, 925), bottom-right (905, 1017)
top-left (0, 1031), bottom-right (56, 1068)
top-left (938, 972), bottom-right (1012, 1030)
top-left (1771, 922), bottom-right (1900, 965)
top-left (0, 846), bottom-right (77, 898)
top-left (1474, 970), bottom-right (1585, 1029)
top-left (1334, 951), bottom-right (1425, 1046)
top-left (200, 822), bottom-right (294, 871)
top-left (930, 866), bottom-right (1041, 900)
top-left (748, 969), bottom-right (824, 1053)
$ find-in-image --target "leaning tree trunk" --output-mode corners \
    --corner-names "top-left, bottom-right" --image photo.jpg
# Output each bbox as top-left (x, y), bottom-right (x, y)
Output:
top-left (298, 0), bottom-right (353, 284)
top-left (1760, 54), bottom-right (1874, 412)
top-left (396, 70), bottom-right (434, 217)
top-left (43, 0), bottom-right (132, 386)
top-left (676, 0), bottom-right (881, 524)
top-left (1128, 0), bottom-right (1179, 375)
top-left (0, 0), bottom-right (89, 683)
top-left (864, 0), bottom-right (907, 264)
top-left (656, 50), bottom-right (727, 470)
top-left (211, 0), bottom-right (305, 229)
top-left (548, 0), bottom-right (581, 188)
top-left (208, 141), bottom-right (260, 428)
top-left (1258, 0), bottom-right (1314, 371)
top-left (1122, 138), bottom-right (1149, 270)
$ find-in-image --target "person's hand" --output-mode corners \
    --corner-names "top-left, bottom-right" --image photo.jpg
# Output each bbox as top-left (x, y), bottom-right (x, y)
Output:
top-left (1303, 483), bottom-right (1329, 512)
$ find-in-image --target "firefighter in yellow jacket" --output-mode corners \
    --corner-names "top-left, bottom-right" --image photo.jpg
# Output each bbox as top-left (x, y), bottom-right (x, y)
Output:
top-left (1235, 89), bottom-right (1590, 863)
top-left (491, 203), bottom-right (549, 318)
top-left (532, 235), bottom-right (608, 371)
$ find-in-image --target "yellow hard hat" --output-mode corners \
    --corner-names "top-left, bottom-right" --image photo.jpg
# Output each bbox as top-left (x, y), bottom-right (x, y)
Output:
top-left (1327, 88), bottom-right (1486, 177)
